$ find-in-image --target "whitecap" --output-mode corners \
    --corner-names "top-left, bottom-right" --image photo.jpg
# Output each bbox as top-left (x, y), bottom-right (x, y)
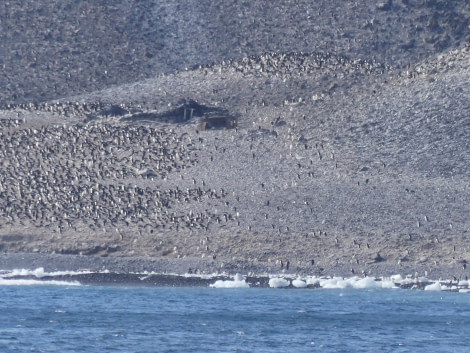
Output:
top-left (381, 279), bottom-right (397, 289)
top-left (1, 267), bottom-right (93, 278)
top-left (0, 278), bottom-right (81, 286)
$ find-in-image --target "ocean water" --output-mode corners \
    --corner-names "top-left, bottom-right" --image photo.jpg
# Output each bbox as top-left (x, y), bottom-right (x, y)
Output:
top-left (1, 282), bottom-right (469, 353)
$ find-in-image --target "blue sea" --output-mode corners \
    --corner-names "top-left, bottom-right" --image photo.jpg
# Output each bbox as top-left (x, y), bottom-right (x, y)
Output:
top-left (0, 283), bottom-right (469, 353)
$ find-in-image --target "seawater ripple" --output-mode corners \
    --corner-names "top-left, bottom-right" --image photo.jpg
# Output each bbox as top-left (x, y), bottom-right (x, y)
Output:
top-left (0, 285), bottom-right (469, 353)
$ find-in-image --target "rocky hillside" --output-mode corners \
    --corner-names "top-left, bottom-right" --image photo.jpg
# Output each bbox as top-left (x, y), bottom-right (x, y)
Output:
top-left (0, 0), bottom-right (468, 103)
top-left (0, 1), bottom-right (469, 277)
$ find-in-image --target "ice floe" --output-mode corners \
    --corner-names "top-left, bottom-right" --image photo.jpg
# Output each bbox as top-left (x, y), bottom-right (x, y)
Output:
top-left (269, 277), bottom-right (290, 288)
top-left (292, 278), bottom-right (307, 288)
top-left (210, 273), bottom-right (250, 288)
top-left (266, 274), bottom-right (470, 292)
top-left (424, 282), bottom-right (442, 291)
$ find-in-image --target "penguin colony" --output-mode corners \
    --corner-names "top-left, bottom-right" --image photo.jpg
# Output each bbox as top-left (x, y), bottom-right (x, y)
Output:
top-left (0, 1), bottom-right (468, 276)
top-left (0, 108), bottom-right (228, 249)
top-left (0, 42), bottom-right (470, 279)
top-left (197, 52), bottom-right (389, 79)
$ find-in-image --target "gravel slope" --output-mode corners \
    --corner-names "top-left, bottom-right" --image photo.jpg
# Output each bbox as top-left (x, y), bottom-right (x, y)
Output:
top-left (1, 0), bottom-right (468, 103)
top-left (0, 1), bottom-right (469, 279)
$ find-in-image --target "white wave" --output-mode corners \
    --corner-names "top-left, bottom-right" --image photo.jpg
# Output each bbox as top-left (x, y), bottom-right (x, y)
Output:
top-left (0, 278), bottom-right (81, 286)
top-left (1, 267), bottom-right (94, 278)
top-left (210, 273), bottom-right (250, 288)
top-left (381, 279), bottom-right (397, 289)
top-left (269, 277), bottom-right (290, 288)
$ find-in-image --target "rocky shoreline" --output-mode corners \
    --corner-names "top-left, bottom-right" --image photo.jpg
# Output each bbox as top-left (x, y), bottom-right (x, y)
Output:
top-left (0, 253), bottom-right (468, 288)
top-left (1, 256), bottom-right (469, 293)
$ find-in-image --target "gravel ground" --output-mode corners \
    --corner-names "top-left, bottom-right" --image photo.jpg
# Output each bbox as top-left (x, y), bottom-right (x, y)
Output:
top-left (1, 1), bottom-right (468, 104)
top-left (0, 1), bottom-right (470, 281)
